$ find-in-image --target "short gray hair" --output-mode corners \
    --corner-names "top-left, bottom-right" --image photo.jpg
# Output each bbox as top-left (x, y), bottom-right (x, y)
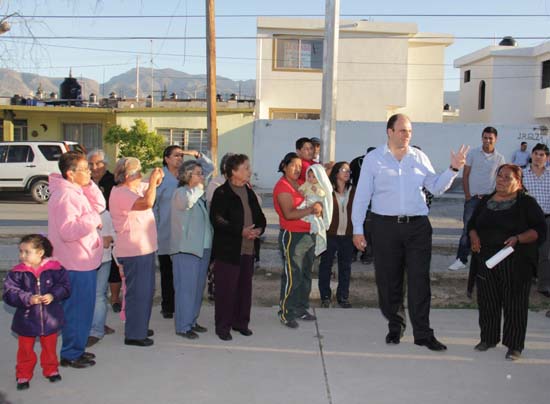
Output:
top-left (87, 149), bottom-right (108, 164)
top-left (113, 157), bottom-right (141, 184)
top-left (178, 160), bottom-right (201, 187)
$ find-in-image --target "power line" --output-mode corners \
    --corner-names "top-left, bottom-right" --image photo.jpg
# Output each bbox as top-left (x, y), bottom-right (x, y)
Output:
top-left (5, 35), bottom-right (550, 40)
top-left (1, 38), bottom-right (546, 69)
top-left (6, 13), bottom-right (550, 18)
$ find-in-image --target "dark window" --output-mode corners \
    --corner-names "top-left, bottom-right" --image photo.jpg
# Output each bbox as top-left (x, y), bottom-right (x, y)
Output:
top-left (464, 70), bottom-right (471, 83)
top-left (7, 146), bottom-right (34, 163)
top-left (157, 128), bottom-right (210, 154)
top-left (38, 145), bottom-right (64, 161)
top-left (542, 60), bottom-right (550, 89)
top-left (478, 80), bottom-right (486, 110)
top-left (0, 145), bottom-right (7, 162)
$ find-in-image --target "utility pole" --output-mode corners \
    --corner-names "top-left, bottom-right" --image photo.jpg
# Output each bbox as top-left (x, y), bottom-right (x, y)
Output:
top-left (136, 56), bottom-right (140, 102)
top-left (206, 0), bottom-right (218, 171)
top-left (150, 40), bottom-right (154, 107)
top-left (320, 0), bottom-right (340, 164)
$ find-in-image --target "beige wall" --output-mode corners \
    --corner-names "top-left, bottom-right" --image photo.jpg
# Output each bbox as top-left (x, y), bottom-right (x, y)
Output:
top-left (458, 58), bottom-right (493, 123)
top-left (257, 18), bottom-right (452, 122)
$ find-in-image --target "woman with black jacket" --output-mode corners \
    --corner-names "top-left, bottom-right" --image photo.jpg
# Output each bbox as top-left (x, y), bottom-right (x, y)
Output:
top-left (210, 154), bottom-right (266, 341)
top-left (468, 164), bottom-right (546, 361)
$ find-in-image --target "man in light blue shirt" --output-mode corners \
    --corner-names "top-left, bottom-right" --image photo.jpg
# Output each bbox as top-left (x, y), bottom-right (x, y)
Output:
top-left (512, 142), bottom-right (530, 168)
top-left (352, 114), bottom-right (468, 351)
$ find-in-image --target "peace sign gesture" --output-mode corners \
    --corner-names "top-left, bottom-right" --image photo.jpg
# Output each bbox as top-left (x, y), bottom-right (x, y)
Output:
top-left (450, 144), bottom-right (470, 171)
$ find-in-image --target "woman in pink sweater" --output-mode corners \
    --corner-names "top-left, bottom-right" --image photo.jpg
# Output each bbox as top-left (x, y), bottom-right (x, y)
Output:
top-left (48, 151), bottom-right (105, 369)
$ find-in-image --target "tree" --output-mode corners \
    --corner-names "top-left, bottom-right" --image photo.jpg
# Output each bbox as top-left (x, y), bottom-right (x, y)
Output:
top-left (104, 119), bottom-right (165, 171)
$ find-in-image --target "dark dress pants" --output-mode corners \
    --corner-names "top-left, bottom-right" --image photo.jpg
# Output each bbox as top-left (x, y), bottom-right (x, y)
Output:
top-left (158, 254), bottom-right (175, 315)
top-left (371, 215), bottom-right (434, 340)
top-left (214, 255), bottom-right (254, 336)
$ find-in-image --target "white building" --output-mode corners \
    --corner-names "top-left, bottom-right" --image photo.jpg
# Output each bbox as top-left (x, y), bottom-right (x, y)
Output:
top-left (256, 17), bottom-right (453, 122)
top-left (454, 38), bottom-right (550, 126)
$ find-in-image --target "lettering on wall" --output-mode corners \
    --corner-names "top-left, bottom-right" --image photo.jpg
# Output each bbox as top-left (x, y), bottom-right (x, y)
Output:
top-left (517, 126), bottom-right (549, 144)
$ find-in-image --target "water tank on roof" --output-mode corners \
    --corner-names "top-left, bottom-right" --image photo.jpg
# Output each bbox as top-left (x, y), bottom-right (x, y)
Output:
top-left (170, 92), bottom-right (178, 100)
top-left (60, 72), bottom-right (82, 100)
top-left (89, 93), bottom-right (97, 103)
top-left (499, 36), bottom-right (517, 47)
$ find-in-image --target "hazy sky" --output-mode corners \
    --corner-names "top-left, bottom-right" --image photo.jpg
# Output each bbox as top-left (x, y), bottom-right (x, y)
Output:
top-left (1, 0), bottom-right (550, 91)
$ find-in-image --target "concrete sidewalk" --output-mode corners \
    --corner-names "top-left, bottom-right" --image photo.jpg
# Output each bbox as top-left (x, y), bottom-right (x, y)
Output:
top-left (0, 304), bottom-right (549, 404)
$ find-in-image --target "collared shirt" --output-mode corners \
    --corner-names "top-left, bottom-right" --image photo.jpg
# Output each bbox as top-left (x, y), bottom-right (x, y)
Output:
top-left (512, 149), bottom-right (530, 167)
top-left (522, 166), bottom-right (550, 214)
top-left (351, 144), bottom-right (458, 234)
top-left (466, 146), bottom-right (505, 196)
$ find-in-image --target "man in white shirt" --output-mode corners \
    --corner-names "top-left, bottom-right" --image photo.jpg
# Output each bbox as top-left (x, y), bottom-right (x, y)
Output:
top-left (449, 127), bottom-right (505, 271)
top-left (522, 143), bottom-right (550, 297)
top-left (352, 114), bottom-right (468, 351)
top-left (512, 142), bottom-right (530, 168)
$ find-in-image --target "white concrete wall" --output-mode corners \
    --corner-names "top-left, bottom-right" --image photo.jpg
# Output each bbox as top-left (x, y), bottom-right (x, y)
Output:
top-left (252, 119), bottom-right (546, 189)
top-left (535, 53), bottom-right (550, 120)
top-left (458, 59), bottom-right (493, 123)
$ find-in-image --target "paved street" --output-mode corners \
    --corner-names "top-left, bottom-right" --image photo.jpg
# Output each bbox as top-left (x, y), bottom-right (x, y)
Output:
top-left (0, 305), bottom-right (549, 404)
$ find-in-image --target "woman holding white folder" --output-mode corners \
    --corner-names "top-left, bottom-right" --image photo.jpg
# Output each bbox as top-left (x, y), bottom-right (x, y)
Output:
top-left (468, 164), bottom-right (546, 361)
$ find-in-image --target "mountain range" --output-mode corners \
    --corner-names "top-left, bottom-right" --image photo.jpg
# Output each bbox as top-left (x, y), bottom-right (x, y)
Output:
top-left (0, 67), bottom-right (459, 108)
top-left (0, 68), bottom-right (256, 100)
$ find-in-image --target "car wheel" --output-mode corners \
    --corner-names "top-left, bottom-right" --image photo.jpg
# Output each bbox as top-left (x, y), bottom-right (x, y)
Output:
top-left (30, 179), bottom-right (50, 203)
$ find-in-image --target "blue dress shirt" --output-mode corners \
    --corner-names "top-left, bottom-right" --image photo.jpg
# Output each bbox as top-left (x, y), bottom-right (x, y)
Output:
top-left (351, 144), bottom-right (458, 234)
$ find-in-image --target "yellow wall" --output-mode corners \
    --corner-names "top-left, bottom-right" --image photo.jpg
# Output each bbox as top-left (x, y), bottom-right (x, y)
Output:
top-left (115, 109), bottom-right (255, 163)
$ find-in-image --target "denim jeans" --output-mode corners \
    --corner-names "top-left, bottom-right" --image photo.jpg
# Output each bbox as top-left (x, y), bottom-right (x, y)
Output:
top-left (172, 249), bottom-right (211, 333)
top-left (90, 261), bottom-right (111, 338)
top-left (456, 197), bottom-right (482, 263)
top-left (318, 235), bottom-right (354, 302)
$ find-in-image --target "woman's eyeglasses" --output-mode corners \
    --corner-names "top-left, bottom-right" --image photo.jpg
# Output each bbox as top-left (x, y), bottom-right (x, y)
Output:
top-left (339, 168), bottom-right (351, 173)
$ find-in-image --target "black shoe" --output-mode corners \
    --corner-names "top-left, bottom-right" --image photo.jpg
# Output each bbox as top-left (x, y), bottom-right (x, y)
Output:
top-left (217, 333), bottom-right (233, 341)
top-left (60, 357), bottom-right (96, 368)
top-left (320, 299), bottom-right (330, 308)
top-left (112, 302), bottom-right (122, 313)
top-left (232, 327), bottom-right (253, 336)
top-left (161, 311), bottom-right (174, 319)
top-left (338, 300), bottom-right (352, 309)
top-left (505, 349), bottom-right (521, 361)
top-left (192, 324), bottom-right (208, 333)
top-left (47, 374), bottom-right (62, 383)
top-left (81, 351), bottom-right (96, 360)
top-left (86, 336), bottom-right (100, 348)
top-left (281, 319), bottom-right (299, 329)
top-left (474, 341), bottom-right (496, 352)
top-left (414, 336), bottom-right (447, 351)
top-left (147, 329), bottom-right (154, 337)
top-left (385, 332), bottom-right (401, 345)
top-left (546, 310), bottom-right (550, 318)
top-left (16, 381), bottom-right (30, 390)
top-left (124, 337), bottom-right (154, 347)
top-left (178, 330), bottom-right (199, 340)
top-left (298, 312), bottom-right (316, 321)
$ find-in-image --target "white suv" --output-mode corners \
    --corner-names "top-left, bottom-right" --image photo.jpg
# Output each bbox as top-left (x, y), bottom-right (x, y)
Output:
top-left (0, 141), bottom-right (85, 203)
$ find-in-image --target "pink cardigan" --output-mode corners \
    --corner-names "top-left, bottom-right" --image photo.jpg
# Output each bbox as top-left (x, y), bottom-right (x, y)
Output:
top-left (47, 174), bottom-right (105, 271)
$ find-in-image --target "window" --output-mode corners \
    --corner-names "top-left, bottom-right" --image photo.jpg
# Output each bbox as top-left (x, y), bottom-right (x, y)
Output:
top-left (38, 145), bottom-right (64, 161)
top-left (63, 123), bottom-right (102, 151)
top-left (157, 128), bottom-right (210, 153)
top-left (7, 146), bottom-right (34, 163)
top-left (270, 109), bottom-right (321, 120)
top-left (273, 37), bottom-right (323, 71)
top-left (542, 60), bottom-right (550, 89)
top-left (478, 80), bottom-right (486, 110)
top-left (464, 70), bottom-right (471, 83)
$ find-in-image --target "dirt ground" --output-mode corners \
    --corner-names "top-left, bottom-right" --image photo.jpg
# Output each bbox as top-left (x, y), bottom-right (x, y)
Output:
top-left (251, 269), bottom-right (550, 311)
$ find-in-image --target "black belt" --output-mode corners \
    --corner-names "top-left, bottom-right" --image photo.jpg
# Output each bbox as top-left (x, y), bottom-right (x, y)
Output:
top-left (372, 213), bottom-right (424, 224)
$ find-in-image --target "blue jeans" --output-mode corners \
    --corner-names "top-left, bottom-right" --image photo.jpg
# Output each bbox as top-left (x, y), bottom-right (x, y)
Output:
top-left (119, 253), bottom-right (156, 340)
top-left (172, 249), bottom-right (211, 333)
top-left (456, 197), bottom-right (482, 263)
top-left (90, 261), bottom-right (111, 338)
top-left (61, 270), bottom-right (97, 360)
top-left (318, 235), bottom-right (354, 302)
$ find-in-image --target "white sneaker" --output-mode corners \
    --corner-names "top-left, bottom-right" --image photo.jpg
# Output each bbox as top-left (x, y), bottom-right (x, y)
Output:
top-left (448, 259), bottom-right (466, 271)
